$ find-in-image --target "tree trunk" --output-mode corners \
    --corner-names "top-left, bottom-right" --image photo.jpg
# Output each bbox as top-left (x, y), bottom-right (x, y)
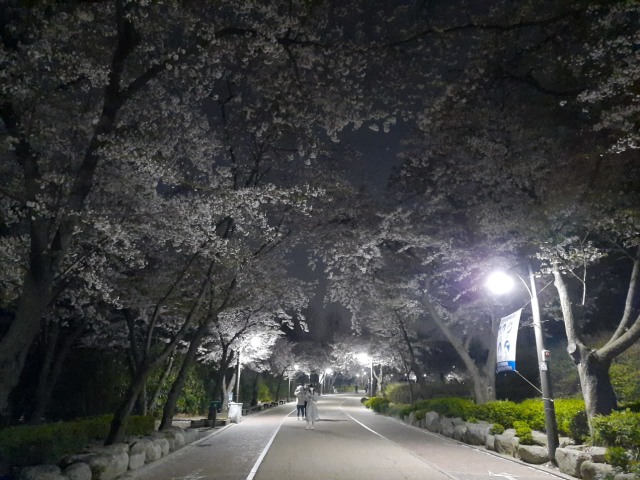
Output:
top-left (577, 352), bottom-right (617, 420)
top-left (28, 322), bottom-right (82, 424)
top-left (0, 271), bottom-right (53, 417)
top-left (135, 382), bottom-right (148, 416)
top-left (469, 366), bottom-right (496, 404)
top-left (222, 370), bottom-right (236, 411)
top-left (159, 321), bottom-right (208, 430)
top-left (106, 367), bottom-right (148, 445)
top-left (147, 355), bottom-right (174, 413)
top-left (553, 267), bottom-right (619, 421)
top-left (423, 295), bottom-right (496, 403)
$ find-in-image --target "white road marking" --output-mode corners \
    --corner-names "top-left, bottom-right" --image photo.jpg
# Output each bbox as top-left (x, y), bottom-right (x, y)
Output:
top-left (488, 472), bottom-right (520, 480)
top-left (171, 470), bottom-right (206, 480)
top-left (342, 409), bottom-right (460, 480)
top-left (244, 411), bottom-right (293, 480)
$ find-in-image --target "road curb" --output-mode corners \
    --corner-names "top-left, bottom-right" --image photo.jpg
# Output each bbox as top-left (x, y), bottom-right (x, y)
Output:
top-left (384, 414), bottom-right (576, 480)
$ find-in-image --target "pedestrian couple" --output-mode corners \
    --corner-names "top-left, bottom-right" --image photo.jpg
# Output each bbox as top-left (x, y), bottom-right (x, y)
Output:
top-left (294, 383), bottom-right (320, 430)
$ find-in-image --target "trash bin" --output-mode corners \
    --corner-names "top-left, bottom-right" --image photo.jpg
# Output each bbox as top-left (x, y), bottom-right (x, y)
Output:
top-left (208, 400), bottom-right (221, 422)
top-left (228, 402), bottom-right (243, 423)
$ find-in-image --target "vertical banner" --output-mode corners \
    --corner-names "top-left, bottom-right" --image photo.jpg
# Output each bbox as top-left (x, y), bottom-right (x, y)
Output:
top-left (496, 309), bottom-right (522, 373)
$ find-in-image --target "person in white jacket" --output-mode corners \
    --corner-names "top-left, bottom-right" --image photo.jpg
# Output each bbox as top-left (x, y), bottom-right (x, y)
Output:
top-left (294, 384), bottom-right (306, 420)
top-left (305, 384), bottom-right (320, 430)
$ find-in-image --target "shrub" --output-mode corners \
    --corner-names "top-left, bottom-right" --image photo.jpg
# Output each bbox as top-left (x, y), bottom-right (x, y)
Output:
top-left (554, 398), bottom-right (586, 436)
top-left (385, 383), bottom-right (413, 404)
top-left (364, 396), bottom-right (390, 413)
top-left (476, 400), bottom-right (519, 428)
top-left (257, 384), bottom-right (272, 403)
top-left (517, 399), bottom-right (545, 431)
top-left (125, 415), bottom-right (156, 437)
top-left (386, 403), bottom-right (411, 419)
top-left (0, 422), bottom-right (88, 467)
top-left (609, 342), bottom-right (640, 404)
top-left (423, 397), bottom-right (476, 420)
top-left (569, 410), bottom-right (590, 445)
top-left (398, 404), bottom-right (414, 418)
top-left (605, 446), bottom-right (630, 471)
top-left (513, 421), bottom-right (534, 445)
top-left (620, 400), bottom-right (640, 413)
top-left (0, 414), bottom-right (155, 468)
top-left (491, 423), bottom-right (505, 435)
top-left (592, 409), bottom-right (640, 455)
top-left (415, 409), bottom-right (428, 421)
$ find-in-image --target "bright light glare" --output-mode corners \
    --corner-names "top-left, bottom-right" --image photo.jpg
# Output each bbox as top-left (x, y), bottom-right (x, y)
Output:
top-left (325, 368), bottom-right (333, 374)
top-left (356, 352), bottom-right (371, 364)
top-left (294, 364), bottom-right (299, 370)
top-left (486, 271), bottom-right (515, 295)
top-left (249, 336), bottom-right (262, 348)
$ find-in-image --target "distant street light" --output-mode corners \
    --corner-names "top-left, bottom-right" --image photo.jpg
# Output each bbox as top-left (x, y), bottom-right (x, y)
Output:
top-left (323, 368), bottom-right (333, 394)
top-left (486, 263), bottom-right (559, 463)
top-left (356, 352), bottom-right (373, 396)
top-left (288, 364), bottom-right (299, 402)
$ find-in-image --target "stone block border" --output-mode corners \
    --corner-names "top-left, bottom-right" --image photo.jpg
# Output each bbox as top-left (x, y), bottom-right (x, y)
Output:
top-left (401, 411), bottom-right (638, 480)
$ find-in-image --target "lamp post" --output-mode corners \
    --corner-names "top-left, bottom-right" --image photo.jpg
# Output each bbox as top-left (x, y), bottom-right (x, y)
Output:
top-left (487, 263), bottom-right (560, 463)
top-left (235, 336), bottom-right (262, 403)
top-left (324, 368), bottom-right (332, 394)
top-left (235, 352), bottom-right (241, 402)
top-left (288, 364), bottom-right (299, 402)
top-left (356, 353), bottom-right (373, 396)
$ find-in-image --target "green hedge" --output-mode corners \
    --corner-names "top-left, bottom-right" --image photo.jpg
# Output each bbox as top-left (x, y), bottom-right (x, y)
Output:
top-left (373, 394), bottom-right (639, 462)
top-left (381, 395), bottom-right (586, 437)
top-left (0, 415), bottom-right (155, 467)
top-left (592, 409), bottom-right (640, 453)
top-left (364, 396), bottom-right (390, 413)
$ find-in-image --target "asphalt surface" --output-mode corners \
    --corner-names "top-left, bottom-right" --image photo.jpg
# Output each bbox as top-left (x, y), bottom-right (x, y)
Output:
top-left (124, 393), bottom-right (575, 480)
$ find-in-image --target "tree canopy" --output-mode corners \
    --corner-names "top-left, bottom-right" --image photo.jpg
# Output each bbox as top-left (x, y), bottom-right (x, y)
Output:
top-left (1, 0), bottom-right (639, 430)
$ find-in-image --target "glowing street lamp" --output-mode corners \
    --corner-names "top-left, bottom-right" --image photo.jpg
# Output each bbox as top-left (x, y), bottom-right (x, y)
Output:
top-left (486, 264), bottom-right (559, 463)
top-left (288, 364), bottom-right (299, 402)
top-left (323, 368), bottom-right (333, 394)
top-left (356, 353), bottom-right (373, 396)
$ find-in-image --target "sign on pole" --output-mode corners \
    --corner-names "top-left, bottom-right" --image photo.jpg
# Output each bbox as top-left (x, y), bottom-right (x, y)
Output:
top-left (496, 309), bottom-right (522, 373)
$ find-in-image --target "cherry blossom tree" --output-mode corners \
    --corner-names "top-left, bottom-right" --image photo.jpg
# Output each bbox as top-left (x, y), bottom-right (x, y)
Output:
top-left (0, 0), bottom-right (406, 420)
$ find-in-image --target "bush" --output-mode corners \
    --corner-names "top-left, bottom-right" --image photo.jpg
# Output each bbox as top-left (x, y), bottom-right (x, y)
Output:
top-left (592, 409), bottom-right (640, 455)
top-left (569, 410), bottom-right (590, 444)
top-left (415, 409), bottom-right (428, 421)
top-left (0, 414), bottom-right (155, 468)
top-left (257, 383), bottom-right (272, 403)
top-left (605, 446), bottom-right (630, 471)
top-left (386, 403), bottom-right (411, 419)
top-left (516, 399), bottom-right (545, 431)
top-left (385, 383), bottom-right (413, 404)
top-left (609, 342), bottom-right (640, 404)
top-left (475, 400), bottom-right (520, 428)
top-left (620, 400), bottom-right (640, 413)
top-left (0, 422), bottom-right (88, 467)
top-left (364, 396), bottom-right (390, 413)
top-left (513, 421), bottom-right (534, 445)
top-left (421, 397), bottom-right (476, 420)
top-left (491, 423), bottom-right (505, 435)
top-left (554, 398), bottom-right (586, 436)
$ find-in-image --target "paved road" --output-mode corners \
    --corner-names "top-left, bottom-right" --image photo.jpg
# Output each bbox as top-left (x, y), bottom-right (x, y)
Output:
top-left (125, 394), bottom-right (573, 480)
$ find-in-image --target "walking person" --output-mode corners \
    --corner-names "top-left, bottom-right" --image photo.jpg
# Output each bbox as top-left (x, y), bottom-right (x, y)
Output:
top-left (305, 384), bottom-right (320, 430)
top-left (294, 384), bottom-right (306, 420)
